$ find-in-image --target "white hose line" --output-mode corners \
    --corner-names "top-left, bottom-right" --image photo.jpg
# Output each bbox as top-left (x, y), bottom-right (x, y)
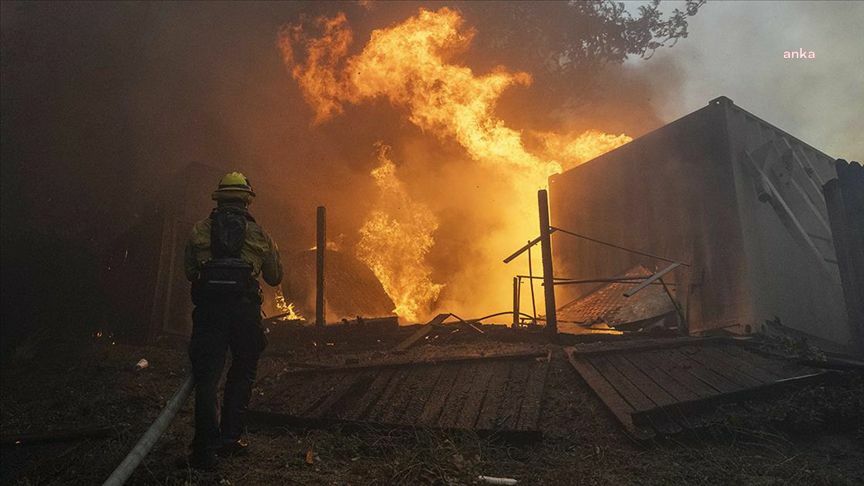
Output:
top-left (102, 374), bottom-right (194, 486)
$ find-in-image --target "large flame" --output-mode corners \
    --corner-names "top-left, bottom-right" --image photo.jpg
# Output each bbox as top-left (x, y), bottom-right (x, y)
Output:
top-left (356, 144), bottom-right (443, 322)
top-left (279, 8), bottom-right (631, 321)
top-left (278, 8), bottom-right (558, 188)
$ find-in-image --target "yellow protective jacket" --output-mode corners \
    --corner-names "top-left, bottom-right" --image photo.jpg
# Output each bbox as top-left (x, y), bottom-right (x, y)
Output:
top-left (184, 209), bottom-right (283, 287)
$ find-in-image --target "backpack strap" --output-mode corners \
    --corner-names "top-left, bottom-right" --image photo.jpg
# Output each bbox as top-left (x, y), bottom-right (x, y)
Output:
top-left (209, 206), bottom-right (256, 223)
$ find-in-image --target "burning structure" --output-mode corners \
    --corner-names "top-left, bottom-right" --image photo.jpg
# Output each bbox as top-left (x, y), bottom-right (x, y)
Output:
top-left (279, 7), bottom-right (635, 322)
top-left (551, 96), bottom-right (860, 354)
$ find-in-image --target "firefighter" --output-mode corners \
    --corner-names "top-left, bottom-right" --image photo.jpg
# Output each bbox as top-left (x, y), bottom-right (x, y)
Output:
top-left (184, 172), bottom-right (282, 469)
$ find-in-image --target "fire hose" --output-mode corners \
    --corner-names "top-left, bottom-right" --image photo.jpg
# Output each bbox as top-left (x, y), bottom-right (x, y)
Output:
top-left (102, 374), bottom-right (194, 486)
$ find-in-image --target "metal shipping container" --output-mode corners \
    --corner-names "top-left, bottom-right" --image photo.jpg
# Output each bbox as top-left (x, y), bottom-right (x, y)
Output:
top-left (549, 96), bottom-right (853, 353)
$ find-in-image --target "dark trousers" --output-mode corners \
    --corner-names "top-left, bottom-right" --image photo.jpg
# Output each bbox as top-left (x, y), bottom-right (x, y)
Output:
top-left (188, 299), bottom-right (267, 453)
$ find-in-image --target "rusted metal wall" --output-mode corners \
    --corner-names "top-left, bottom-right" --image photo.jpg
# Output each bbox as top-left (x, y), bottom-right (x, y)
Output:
top-left (550, 97), bottom-right (851, 352)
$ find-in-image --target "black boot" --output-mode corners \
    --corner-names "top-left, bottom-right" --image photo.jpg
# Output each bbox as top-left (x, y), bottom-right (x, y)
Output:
top-left (218, 438), bottom-right (250, 458)
top-left (189, 449), bottom-right (219, 470)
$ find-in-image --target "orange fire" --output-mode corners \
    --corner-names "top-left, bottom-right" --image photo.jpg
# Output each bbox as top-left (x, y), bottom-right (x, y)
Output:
top-left (279, 8), bottom-right (631, 321)
top-left (356, 144), bottom-right (443, 322)
top-left (274, 286), bottom-right (304, 321)
top-left (535, 129), bottom-right (633, 173)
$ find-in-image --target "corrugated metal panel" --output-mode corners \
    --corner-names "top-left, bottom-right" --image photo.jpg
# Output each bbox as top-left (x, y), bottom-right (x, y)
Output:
top-left (557, 265), bottom-right (676, 328)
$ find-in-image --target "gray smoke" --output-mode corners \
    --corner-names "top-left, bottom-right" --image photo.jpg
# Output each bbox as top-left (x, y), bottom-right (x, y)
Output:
top-left (647, 0), bottom-right (863, 160)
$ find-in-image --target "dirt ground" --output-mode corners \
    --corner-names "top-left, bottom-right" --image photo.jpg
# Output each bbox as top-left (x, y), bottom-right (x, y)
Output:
top-left (2, 328), bottom-right (863, 486)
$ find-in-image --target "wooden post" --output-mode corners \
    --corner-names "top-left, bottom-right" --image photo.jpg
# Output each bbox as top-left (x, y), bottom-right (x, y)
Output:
top-left (512, 276), bottom-right (520, 327)
top-left (316, 206), bottom-right (326, 327)
top-left (538, 190), bottom-right (557, 334)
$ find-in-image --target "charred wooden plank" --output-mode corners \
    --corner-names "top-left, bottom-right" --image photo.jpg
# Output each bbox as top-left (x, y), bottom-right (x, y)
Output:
top-left (590, 355), bottom-right (656, 412)
top-left (269, 372), bottom-right (343, 416)
top-left (245, 409), bottom-right (542, 442)
top-left (667, 348), bottom-right (743, 394)
top-left (306, 372), bottom-right (373, 419)
top-left (641, 349), bottom-right (720, 398)
top-left (437, 363), bottom-right (484, 429)
top-left (379, 365), bottom-right (432, 425)
top-left (474, 361), bottom-right (512, 430)
top-left (399, 366), bottom-right (444, 424)
top-left (280, 351), bottom-right (548, 376)
top-left (494, 361), bottom-right (532, 430)
top-left (365, 368), bottom-right (411, 423)
top-left (606, 354), bottom-right (676, 408)
top-left (565, 349), bottom-right (653, 439)
top-left (340, 368), bottom-right (396, 421)
top-left (568, 337), bottom-right (728, 356)
top-left (678, 346), bottom-right (763, 389)
top-left (718, 344), bottom-right (807, 378)
top-left (623, 353), bottom-right (700, 402)
top-left (632, 371), bottom-right (832, 427)
top-left (700, 345), bottom-right (780, 384)
top-left (594, 354), bottom-right (681, 434)
top-left (416, 364), bottom-right (461, 426)
top-left (516, 358), bottom-right (550, 431)
top-left (454, 362), bottom-right (497, 430)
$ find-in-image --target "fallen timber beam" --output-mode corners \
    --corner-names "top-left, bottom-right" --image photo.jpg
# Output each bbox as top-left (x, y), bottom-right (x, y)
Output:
top-left (392, 313), bottom-right (456, 353)
top-left (392, 313), bottom-right (490, 353)
top-left (502, 230), bottom-right (558, 264)
top-left (393, 323), bottom-right (439, 353)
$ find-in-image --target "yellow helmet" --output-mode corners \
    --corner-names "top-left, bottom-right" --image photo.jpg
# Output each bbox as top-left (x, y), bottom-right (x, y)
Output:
top-left (212, 171), bottom-right (256, 202)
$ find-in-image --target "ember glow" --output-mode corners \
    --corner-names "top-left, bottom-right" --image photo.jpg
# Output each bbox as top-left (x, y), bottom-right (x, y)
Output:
top-left (279, 8), bottom-right (630, 321)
